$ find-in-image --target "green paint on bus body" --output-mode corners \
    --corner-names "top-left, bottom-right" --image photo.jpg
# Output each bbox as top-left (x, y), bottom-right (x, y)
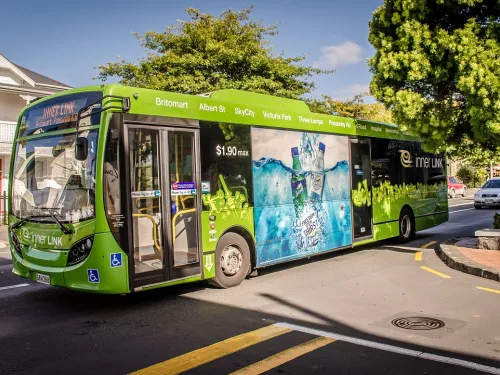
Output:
top-left (8, 84), bottom-right (444, 294)
top-left (11, 231), bottom-right (129, 294)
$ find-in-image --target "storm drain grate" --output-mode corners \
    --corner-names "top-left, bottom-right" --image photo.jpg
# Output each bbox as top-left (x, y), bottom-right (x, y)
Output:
top-left (391, 317), bottom-right (445, 330)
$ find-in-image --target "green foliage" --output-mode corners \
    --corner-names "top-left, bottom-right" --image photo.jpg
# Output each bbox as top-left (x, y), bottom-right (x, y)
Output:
top-left (308, 94), bottom-right (393, 123)
top-left (96, 7), bottom-right (332, 99)
top-left (474, 169), bottom-right (489, 187)
top-left (447, 138), bottom-right (500, 170)
top-left (457, 168), bottom-right (488, 188)
top-left (456, 167), bottom-right (490, 188)
top-left (369, 0), bottom-right (500, 151)
top-left (494, 213), bottom-right (500, 229)
top-left (456, 166), bottom-right (473, 185)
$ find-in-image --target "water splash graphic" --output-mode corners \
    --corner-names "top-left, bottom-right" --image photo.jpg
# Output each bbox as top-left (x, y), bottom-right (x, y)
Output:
top-left (253, 153), bottom-right (352, 266)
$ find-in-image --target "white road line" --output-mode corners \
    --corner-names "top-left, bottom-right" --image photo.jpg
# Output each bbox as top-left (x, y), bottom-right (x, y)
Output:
top-left (449, 202), bottom-right (474, 208)
top-left (275, 322), bottom-right (500, 375)
top-left (0, 283), bottom-right (29, 291)
top-left (449, 208), bottom-right (475, 214)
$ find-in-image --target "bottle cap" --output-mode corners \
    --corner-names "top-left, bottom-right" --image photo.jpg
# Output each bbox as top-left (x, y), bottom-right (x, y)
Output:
top-left (319, 142), bottom-right (325, 152)
top-left (291, 147), bottom-right (299, 156)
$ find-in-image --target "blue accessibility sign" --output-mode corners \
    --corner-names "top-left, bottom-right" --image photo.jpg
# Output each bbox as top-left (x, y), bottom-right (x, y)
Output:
top-left (110, 253), bottom-right (122, 268)
top-left (87, 269), bottom-right (100, 283)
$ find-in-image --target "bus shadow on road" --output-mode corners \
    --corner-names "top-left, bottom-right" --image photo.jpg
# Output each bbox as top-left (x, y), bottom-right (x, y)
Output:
top-left (1, 282), bottom-right (499, 374)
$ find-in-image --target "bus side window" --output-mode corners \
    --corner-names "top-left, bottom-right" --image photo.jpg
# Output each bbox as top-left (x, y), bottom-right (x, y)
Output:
top-left (199, 121), bottom-right (253, 210)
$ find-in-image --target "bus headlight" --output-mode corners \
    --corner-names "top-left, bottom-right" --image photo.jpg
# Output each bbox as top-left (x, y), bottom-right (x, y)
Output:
top-left (67, 236), bottom-right (94, 266)
top-left (9, 229), bottom-right (22, 258)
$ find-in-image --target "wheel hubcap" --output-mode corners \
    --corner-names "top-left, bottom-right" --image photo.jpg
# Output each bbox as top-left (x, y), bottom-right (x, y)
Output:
top-left (221, 245), bottom-right (243, 276)
top-left (401, 215), bottom-right (411, 238)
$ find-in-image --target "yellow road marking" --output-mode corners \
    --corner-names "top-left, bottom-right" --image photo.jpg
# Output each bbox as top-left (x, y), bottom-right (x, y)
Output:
top-left (420, 266), bottom-right (451, 279)
top-left (130, 325), bottom-right (291, 375)
top-left (421, 241), bottom-right (437, 249)
top-left (476, 287), bottom-right (500, 295)
top-left (230, 337), bottom-right (336, 375)
top-left (414, 251), bottom-right (423, 261)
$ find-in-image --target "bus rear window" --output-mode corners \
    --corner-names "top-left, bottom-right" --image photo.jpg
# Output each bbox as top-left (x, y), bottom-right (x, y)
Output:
top-left (19, 91), bottom-right (103, 137)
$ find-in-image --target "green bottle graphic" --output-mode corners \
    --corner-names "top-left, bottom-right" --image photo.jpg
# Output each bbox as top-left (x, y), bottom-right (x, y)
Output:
top-left (291, 147), bottom-right (308, 205)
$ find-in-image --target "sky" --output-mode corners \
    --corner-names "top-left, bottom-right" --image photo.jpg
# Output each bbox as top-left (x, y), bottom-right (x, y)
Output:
top-left (1, 0), bottom-right (383, 101)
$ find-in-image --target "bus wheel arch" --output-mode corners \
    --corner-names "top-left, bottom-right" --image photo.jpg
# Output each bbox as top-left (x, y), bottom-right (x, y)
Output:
top-left (398, 205), bottom-right (415, 243)
top-left (209, 227), bottom-right (254, 289)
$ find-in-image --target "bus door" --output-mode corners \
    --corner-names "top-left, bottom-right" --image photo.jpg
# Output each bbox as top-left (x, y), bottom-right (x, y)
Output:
top-left (126, 125), bottom-right (201, 288)
top-left (350, 139), bottom-right (373, 241)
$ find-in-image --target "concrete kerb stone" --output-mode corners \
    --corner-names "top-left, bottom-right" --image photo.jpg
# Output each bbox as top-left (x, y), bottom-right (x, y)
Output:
top-left (434, 239), bottom-right (500, 282)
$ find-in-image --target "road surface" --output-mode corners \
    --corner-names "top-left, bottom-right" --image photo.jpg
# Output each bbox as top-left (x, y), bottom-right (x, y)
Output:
top-left (0, 198), bottom-right (499, 374)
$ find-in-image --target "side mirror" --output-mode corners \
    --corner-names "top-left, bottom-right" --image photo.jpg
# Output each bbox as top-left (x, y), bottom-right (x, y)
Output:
top-left (75, 137), bottom-right (88, 161)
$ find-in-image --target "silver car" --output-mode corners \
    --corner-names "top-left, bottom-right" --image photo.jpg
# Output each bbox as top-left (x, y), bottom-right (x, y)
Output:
top-left (474, 177), bottom-right (500, 208)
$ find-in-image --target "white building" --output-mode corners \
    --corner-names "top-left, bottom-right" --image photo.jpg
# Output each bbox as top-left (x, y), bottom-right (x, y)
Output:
top-left (0, 54), bottom-right (71, 196)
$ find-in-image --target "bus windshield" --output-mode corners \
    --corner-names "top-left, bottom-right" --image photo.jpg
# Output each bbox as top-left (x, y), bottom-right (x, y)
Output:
top-left (11, 130), bottom-right (98, 224)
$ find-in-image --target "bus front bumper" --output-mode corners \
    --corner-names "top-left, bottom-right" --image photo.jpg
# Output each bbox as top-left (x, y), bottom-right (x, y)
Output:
top-left (11, 233), bottom-right (130, 294)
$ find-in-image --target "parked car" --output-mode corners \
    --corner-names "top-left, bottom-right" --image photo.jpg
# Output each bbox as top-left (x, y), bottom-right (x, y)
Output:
top-left (474, 177), bottom-right (500, 209)
top-left (448, 176), bottom-right (467, 198)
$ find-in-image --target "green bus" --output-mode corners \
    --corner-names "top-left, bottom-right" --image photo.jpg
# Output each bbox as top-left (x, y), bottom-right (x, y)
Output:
top-left (8, 85), bottom-right (448, 293)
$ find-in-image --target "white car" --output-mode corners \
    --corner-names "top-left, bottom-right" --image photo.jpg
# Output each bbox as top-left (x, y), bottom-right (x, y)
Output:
top-left (474, 177), bottom-right (500, 208)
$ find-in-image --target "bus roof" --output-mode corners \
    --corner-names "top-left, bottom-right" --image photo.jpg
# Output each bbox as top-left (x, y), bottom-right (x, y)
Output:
top-left (20, 84), bottom-right (420, 142)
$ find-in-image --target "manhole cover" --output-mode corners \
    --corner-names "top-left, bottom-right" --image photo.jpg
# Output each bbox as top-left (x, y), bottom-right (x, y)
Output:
top-left (391, 317), bottom-right (445, 330)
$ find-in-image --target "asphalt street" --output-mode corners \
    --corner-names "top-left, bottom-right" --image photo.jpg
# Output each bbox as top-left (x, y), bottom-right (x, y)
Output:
top-left (0, 196), bottom-right (499, 375)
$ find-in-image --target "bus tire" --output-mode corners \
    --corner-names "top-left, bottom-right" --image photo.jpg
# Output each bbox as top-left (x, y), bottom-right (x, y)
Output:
top-left (398, 208), bottom-right (415, 243)
top-left (209, 232), bottom-right (250, 289)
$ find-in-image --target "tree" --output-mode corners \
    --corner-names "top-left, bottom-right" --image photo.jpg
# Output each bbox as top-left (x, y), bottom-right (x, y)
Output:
top-left (308, 93), bottom-right (393, 123)
top-left (456, 166), bottom-right (473, 184)
top-left (447, 139), bottom-right (500, 170)
top-left (369, 0), bottom-right (500, 151)
top-left (96, 7), bottom-right (332, 99)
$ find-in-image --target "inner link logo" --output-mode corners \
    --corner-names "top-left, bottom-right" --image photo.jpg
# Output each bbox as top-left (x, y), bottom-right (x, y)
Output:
top-left (399, 150), bottom-right (413, 168)
top-left (21, 227), bottom-right (30, 240)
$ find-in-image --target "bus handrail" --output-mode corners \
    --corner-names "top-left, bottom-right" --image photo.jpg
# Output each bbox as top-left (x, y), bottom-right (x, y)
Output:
top-left (132, 213), bottom-right (161, 257)
top-left (172, 208), bottom-right (196, 244)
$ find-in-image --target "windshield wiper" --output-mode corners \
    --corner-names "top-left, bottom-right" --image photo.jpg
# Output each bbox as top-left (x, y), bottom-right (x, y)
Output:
top-left (40, 208), bottom-right (73, 234)
top-left (11, 214), bottom-right (52, 230)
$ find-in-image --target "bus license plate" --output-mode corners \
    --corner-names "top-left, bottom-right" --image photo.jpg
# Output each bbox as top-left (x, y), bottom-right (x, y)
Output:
top-left (486, 199), bottom-right (493, 204)
top-left (36, 273), bottom-right (50, 285)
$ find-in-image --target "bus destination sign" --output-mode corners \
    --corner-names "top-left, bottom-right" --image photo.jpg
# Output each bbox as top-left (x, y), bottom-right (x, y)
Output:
top-left (34, 99), bottom-right (82, 128)
top-left (20, 91), bottom-right (103, 137)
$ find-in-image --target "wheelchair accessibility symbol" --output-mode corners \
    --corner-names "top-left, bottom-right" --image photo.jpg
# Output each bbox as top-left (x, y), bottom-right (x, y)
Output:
top-left (87, 269), bottom-right (100, 283)
top-left (110, 253), bottom-right (122, 268)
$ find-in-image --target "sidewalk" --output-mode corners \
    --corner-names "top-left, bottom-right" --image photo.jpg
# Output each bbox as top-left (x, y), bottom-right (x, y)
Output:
top-left (436, 238), bottom-right (500, 281)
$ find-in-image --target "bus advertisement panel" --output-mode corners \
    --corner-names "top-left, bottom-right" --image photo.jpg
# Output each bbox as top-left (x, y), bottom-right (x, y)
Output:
top-left (252, 128), bottom-right (351, 265)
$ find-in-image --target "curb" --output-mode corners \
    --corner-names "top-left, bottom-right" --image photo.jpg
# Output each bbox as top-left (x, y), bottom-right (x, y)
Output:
top-left (435, 239), bottom-right (500, 282)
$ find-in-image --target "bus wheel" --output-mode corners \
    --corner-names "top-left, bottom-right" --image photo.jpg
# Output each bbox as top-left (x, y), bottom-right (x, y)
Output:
top-left (398, 208), bottom-right (414, 243)
top-left (210, 233), bottom-right (250, 289)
